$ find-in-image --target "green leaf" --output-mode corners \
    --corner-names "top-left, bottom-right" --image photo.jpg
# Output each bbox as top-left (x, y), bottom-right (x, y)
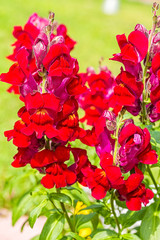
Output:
top-left (122, 233), bottom-right (142, 240)
top-left (12, 192), bottom-right (37, 226)
top-left (82, 204), bottom-right (103, 210)
top-left (49, 192), bottom-right (72, 205)
top-left (91, 229), bottom-right (118, 239)
top-left (39, 212), bottom-right (64, 240)
top-left (65, 186), bottom-right (82, 193)
top-left (119, 208), bottom-right (146, 229)
top-left (67, 232), bottom-right (84, 240)
top-left (140, 201), bottom-right (160, 240)
top-left (30, 235), bottom-right (40, 240)
top-left (75, 212), bottom-right (97, 229)
top-left (29, 199), bottom-right (48, 228)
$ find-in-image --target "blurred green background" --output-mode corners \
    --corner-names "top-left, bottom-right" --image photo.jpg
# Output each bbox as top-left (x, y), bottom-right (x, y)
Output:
top-left (0, 0), bottom-right (153, 206)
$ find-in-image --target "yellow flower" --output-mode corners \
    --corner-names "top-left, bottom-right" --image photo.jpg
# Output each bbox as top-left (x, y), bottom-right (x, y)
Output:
top-left (74, 201), bottom-right (91, 215)
top-left (79, 227), bottom-right (92, 238)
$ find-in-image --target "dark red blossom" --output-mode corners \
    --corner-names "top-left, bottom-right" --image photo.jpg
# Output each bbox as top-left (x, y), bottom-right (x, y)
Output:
top-left (118, 121), bottom-right (158, 172)
top-left (110, 70), bottom-right (143, 115)
top-left (111, 30), bottom-right (148, 79)
top-left (78, 70), bottom-right (115, 125)
top-left (31, 147), bottom-right (76, 188)
top-left (118, 168), bottom-right (154, 211)
top-left (22, 92), bottom-right (60, 138)
top-left (82, 153), bottom-right (124, 200)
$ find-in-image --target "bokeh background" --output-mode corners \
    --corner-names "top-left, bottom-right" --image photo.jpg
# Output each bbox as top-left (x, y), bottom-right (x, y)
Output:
top-left (0, 0), bottom-right (154, 207)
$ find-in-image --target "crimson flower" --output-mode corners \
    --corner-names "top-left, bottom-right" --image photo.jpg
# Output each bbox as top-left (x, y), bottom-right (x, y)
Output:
top-left (111, 30), bottom-right (148, 79)
top-left (21, 92), bottom-right (60, 139)
top-left (31, 146), bottom-right (77, 188)
top-left (78, 70), bottom-right (115, 125)
top-left (117, 168), bottom-right (154, 211)
top-left (118, 120), bottom-right (157, 172)
top-left (82, 153), bottom-right (124, 200)
top-left (110, 70), bottom-right (143, 115)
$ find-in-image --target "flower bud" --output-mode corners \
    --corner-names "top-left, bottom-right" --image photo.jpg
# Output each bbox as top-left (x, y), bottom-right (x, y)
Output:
top-left (46, 24), bottom-right (52, 32)
top-left (157, 16), bottom-right (160, 28)
top-left (33, 32), bottom-right (48, 68)
top-left (49, 11), bottom-right (55, 21)
top-left (103, 110), bottom-right (117, 131)
top-left (50, 35), bottom-right (64, 46)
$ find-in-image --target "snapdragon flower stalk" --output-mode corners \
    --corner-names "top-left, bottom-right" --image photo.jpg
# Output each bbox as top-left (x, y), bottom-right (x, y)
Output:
top-left (141, 2), bottom-right (159, 124)
top-left (1, 3), bottom-right (160, 239)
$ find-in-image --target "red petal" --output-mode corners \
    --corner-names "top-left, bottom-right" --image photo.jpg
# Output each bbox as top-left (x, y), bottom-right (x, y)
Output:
top-left (113, 85), bottom-right (136, 106)
top-left (119, 123), bottom-right (137, 145)
top-left (139, 150), bottom-right (158, 164)
top-left (121, 44), bottom-right (138, 63)
top-left (41, 174), bottom-right (55, 189)
top-left (54, 146), bottom-right (70, 162)
top-left (116, 34), bottom-right (127, 49)
top-left (92, 185), bottom-right (107, 200)
top-left (125, 173), bottom-right (143, 193)
top-left (65, 170), bottom-right (77, 185)
top-left (43, 44), bottom-right (69, 69)
top-left (31, 150), bottom-right (54, 168)
top-left (126, 197), bottom-right (142, 211)
top-left (152, 52), bottom-right (160, 73)
top-left (128, 31), bottom-right (148, 60)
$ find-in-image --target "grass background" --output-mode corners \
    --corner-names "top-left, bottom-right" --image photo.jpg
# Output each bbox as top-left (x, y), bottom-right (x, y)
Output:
top-left (0, 0), bottom-right (155, 205)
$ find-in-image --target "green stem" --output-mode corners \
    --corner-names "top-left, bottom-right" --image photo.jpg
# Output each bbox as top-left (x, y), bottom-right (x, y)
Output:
top-left (56, 188), bottom-right (75, 232)
top-left (110, 192), bottom-right (121, 235)
top-left (113, 114), bottom-right (123, 165)
top-left (147, 165), bottom-right (159, 194)
top-left (42, 76), bottom-right (46, 93)
top-left (48, 194), bottom-right (62, 214)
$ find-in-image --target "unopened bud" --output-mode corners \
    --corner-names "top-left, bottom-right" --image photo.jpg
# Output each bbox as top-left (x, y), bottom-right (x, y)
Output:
top-left (46, 25), bottom-right (52, 32)
top-left (153, 2), bottom-right (157, 8)
top-left (50, 35), bottom-right (64, 46)
top-left (157, 16), bottom-right (160, 28)
top-left (153, 15), bottom-right (157, 24)
top-left (86, 66), bottom-right (95, 75)
top-left (103, 110), bottom-right (117, 131)
top-left (49, 11), bottom-right (55, 20)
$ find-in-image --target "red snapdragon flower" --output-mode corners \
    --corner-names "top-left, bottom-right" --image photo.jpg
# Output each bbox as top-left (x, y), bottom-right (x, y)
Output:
top-left (111, 30), bottom-right (148, 79)
top-left (118, 120), bottom-right (157, 172)
top-left (21, 92), bottom-right (60, 139)
top-left (117, 168), bottom-right (154, 211)
top-left (110, 70), bottom-right (143, 115)
top-left (78, 70), bottom-right (115, 125)
top-left (31, 146), bottom-right (76, 188)
top-left (82, 153), bottom-right (124, 200)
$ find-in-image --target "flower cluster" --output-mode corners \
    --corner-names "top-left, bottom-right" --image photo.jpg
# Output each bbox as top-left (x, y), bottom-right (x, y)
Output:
top-left (2, 9), bottom-right (160, 212)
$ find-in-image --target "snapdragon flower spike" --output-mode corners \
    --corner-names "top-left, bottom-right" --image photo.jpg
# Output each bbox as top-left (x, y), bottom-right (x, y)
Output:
top-left (78, 69), bottom-right (115, 125)
top-left (82, 153), bottom-right (124, 200)
top-left (117, 168), bottom-right (154, 211)
top-left (111, 30), bottom-right (148, 79)
top-left (30, 146), bottom-right (77, 188)
top-left (109, 70), bottom-right (143, 115)
top-left (118, 120), bottom-right (158, 172)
